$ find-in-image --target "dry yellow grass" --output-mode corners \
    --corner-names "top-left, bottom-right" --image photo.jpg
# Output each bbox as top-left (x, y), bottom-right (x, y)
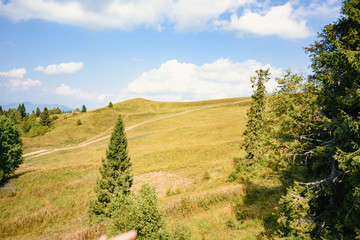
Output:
top-left (0, 97), bottom-right (281, 239)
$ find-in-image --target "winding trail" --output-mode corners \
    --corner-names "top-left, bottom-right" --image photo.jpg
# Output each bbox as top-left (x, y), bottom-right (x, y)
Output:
top-left (23, 99), bottom-right (250, 159)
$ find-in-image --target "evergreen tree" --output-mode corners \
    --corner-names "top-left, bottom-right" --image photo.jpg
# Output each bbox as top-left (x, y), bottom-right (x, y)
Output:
top-left (20, 103), bottom-right (26, 119)
top-left (275, 1), bottom-right (360, 238)
top-left (108, 101), bottom-right (113, 108)
top-left (0, 117), bottom-right (23, 182)
top-left (0, 106), bottom-right (3, 115)
top-left (89, 115), bottom-right (133, 219)
top-left (241, 69), bottom-right (269, 162)
top-left (40, 107), bottom-right (51, 127)
top-left (229, 69), bottom-right (270, 182)
top-left (82, 105), bottom-right (87, 113)
top-left (35, 107), bottom-right (41, 117)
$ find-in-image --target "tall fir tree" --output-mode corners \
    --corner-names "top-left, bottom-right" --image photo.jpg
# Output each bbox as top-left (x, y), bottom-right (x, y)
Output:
top-left (89, 115), bottom-right (133, 219)
top-left (229, 69), bottom-right (270, 182)
top-left (275, 0), bottom-right (360, 238)
top-left (82, 105), bottom-right (87, 113)
top-left (241, 69), bottom-right (270, 163)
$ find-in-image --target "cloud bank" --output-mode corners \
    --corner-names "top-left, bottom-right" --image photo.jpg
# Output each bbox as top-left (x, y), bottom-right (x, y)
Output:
top-left (0, 68), bottom-right (27, 79)
top-left (35, 62), bottom-right (83, 74)
top-left (118, 58), bottom-right (282, 101)
top-left (56, 83), bottom-right (114, 102)
top-left (2, 78), bottom-right (42, 90)
top-left (0, 0), bottom-right (340, 39)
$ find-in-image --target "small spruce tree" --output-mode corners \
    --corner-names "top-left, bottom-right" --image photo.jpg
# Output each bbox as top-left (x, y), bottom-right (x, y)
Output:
top-left (82, 105), bottom-right (87, 113)
top-left (35, 107), bottom-right (41, 117)
top-left (20, 103), bottom-right (26, 119)
top-left (89, 114), bottom-right (133, 220)
top-left (40, 107), bottom-right (51, 127)
top-left (108, 101), bottom-right (113, 108)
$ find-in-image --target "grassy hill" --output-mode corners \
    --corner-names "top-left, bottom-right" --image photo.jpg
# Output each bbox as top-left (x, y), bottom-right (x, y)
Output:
top-left (0, 97), bottom-right (281, 239)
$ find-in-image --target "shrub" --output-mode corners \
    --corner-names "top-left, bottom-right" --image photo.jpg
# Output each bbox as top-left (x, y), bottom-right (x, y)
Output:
top-left (108, 184), bottom-right (166, 239)
top-left (0, 117), bottom-right (23, 182)
top-left (202, 170), bottom-right (210, 181)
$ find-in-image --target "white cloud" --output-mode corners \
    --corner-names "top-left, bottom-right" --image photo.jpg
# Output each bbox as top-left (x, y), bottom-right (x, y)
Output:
top-left (3, 78), bottom-right (42, 90)
top-left (119, 58), bottom-right (282, 101)
top-left (222, 3), bottom-right (312, 39)
top-left (169, 0), bottom-right (253, 31)
top-left (56, 83), bottom-right (114, 101)
top-left (35, 62), bottom-right (83, 74)
top-left (0, 0), bottom-right (322, 39)
top-left (293, 0), bottom-right (340, 19)
top-left (0, 68), bottom-right (26, 79)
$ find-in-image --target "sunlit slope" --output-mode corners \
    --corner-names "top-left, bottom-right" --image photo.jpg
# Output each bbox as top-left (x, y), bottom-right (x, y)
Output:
top-left (0, 97), bottom-right (275, 240)
top-left (22, 97), bottom-right (250, 153)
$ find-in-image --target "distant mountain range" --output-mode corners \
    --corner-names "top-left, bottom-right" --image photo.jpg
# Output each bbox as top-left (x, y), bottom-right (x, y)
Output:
top-left (1, 102), bottom-right (73, 113)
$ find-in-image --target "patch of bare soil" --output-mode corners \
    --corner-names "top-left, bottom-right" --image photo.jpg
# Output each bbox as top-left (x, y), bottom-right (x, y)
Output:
top-left (0, 182), bottom-right (16, 192)
top-left (132, 171), bottom-right (194, 197)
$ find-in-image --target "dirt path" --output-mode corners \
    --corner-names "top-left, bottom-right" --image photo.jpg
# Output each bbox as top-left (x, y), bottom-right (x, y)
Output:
top-left (23, 99), bottom-right (250, 159)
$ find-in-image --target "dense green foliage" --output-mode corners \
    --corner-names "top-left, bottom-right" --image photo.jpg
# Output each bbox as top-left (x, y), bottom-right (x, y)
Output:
top-left (89, 115), bottom-right (133, 219)
top-left (108, 184), bottom-right (166, 239)
top-left (82, 105), bottom-right (87, 113)
top-left (40, 107), bottom-right (51, 127)
top-left (231, 1), bottom-right (360, 238)
top-left (0, 117), bottom-right (23, 182)
top-left (229, 69), bottom-right (271, 182)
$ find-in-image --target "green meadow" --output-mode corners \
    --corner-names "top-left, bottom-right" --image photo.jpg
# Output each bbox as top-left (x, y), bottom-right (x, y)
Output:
top-left (0, 97), bottom-right (281, 239)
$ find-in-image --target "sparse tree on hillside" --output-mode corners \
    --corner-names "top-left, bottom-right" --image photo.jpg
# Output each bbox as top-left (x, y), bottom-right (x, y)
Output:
top-left (229, 69), bottom-right (270, 182)
top-left (0, 117), bottom-right (23, 182)
top-left (82, 105), bottom-right (87, 113)
top-left (108, 101), bottom-right (113, 108)
top-left (20, 103), bottom-right (26, 119)
top-left (89, 114), bottom-right (133, 219)
top-left (241, 69), bottom-right (270, 162)
top-left (40, 107), bottom-right (51, 127)
top-left (35, 107), bottom-right (41, 117)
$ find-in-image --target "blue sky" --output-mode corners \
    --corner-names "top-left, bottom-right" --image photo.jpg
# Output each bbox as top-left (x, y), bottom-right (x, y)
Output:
top-left (0, 0), bottom-right (341, 110)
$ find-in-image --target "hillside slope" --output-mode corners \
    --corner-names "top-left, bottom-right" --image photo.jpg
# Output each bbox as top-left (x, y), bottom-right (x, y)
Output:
top-left (0, 97), bottom-right (280, 239)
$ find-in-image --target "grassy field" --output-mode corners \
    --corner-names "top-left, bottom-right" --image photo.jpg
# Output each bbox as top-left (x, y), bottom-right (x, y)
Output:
top-left (0, 97), bottom-right (281, 239)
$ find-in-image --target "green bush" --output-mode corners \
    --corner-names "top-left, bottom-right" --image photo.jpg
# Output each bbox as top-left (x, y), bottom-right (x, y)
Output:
top-left (0, 117), bottom-right (23, 182)
top-left (108, 184), bottom-right (166, 239)
top-left (25, 123), bottom-right (49, 138)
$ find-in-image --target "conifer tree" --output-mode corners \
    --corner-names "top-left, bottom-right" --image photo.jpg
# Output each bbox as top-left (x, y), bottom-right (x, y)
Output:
top-left (35, 107), bottom-right (41, 117)
top-left (108, 101), bottom-right (113, 108)
top-left (229, 69), bottom-right (270, 182)
top-left (89, 115), bottom-right (133, 219)
top-left (82, 105), bottom-right (87, 113)
top-left (275, 1), bottom-right (360, 237)
top-left (20, 103), bottom-right (26, 119)
top-left (241, 69), bottom-right (269, 162)
top-left (40, 107), bottom-right (51, 127)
